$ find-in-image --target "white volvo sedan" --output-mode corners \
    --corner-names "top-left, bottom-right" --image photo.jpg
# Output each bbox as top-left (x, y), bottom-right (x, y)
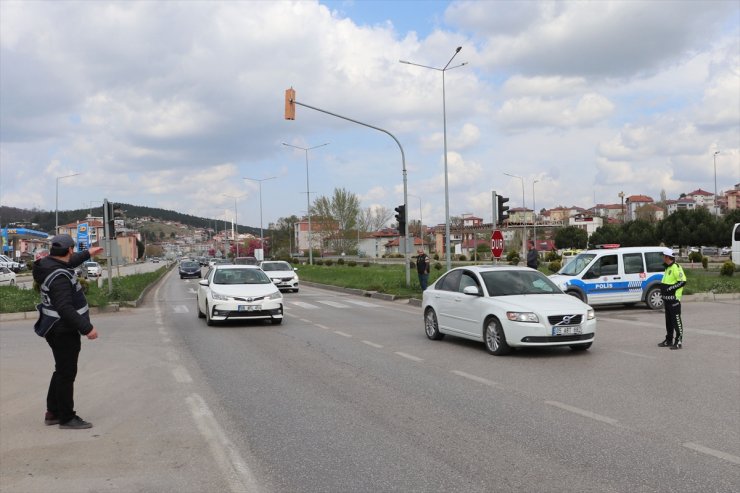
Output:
top-left (422, 265), bottom-right (596, 356)
top-left (197, 265), bottom-right (283, 326)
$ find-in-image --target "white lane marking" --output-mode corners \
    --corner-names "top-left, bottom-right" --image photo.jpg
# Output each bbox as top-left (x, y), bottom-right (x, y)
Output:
top-left (692, 328), bottom-right (740, 339)
top-left (173, 305), bottom-right (189, 314)
top-left (395, 352), bottom-right (423, 362)
top-left (683, 442), bottom-right (740, 465)
top-left (186, 393), bottom-right (260, 493)
top-left (291, 301), bottom-right (318, 309)
top-left (362, 340), bottom-right (383, 348)
top-left (598, 317), bottom-right (663, 329)
top-left (451, 370), bottom-right (498, 387)
top-left (344, 300), bottom-right (381, 308)
top-left (317, 300), bottom-right (350, 308)
top-left (545, 401), bottom-right (619, 426)
top-left (166, 350), bottom-right (179, 362)
top-left (284, 313), bottom-right (299, 318)
top-left (315, 324), bottom-right (330, 330)
top-left (334, 331), bottom-right (352, 338)
top-left (615, 350), bottom-right (656, 359)
top-left (300, 318), bottom-right (312, 324)
top-left (172, 365), bottom-right (193, 383)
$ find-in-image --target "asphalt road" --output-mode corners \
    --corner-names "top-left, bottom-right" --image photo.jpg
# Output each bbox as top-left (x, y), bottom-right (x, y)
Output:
top-left (2, 269), bottom-right (738, 493)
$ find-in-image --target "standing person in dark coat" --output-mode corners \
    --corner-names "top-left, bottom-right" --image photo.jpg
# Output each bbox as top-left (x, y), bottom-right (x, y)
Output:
top-left (32, 234), bottom-right (103, 429)
top-left (526, 240), bottom-right (539, 270)
top-left (416, 248), bottom-right (431, 291)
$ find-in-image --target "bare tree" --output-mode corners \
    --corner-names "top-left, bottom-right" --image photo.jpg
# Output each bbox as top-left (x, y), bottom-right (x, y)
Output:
top-left (359, 205), bottom-right (393, 232)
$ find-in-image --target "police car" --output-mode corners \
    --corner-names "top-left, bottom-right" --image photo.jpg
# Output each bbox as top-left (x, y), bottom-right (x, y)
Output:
top-left (549, 246), bottom-right (667, 310)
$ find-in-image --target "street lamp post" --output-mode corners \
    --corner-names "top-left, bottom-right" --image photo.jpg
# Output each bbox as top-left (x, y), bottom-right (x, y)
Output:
top-left (55, 172), bottom-right (80, 233)
top-left (401, 47), bottom-right (467, 271)
top-left (244, 176), bottom-right (277, 259)
top-left (618, 191), bottom-right (625, 222)
top-left (713, 150), bottom-right (720, 216)
top-left (283, 142), bottom-right (329, 265)
top-left (504, 172), bottom-right (526, 256)
top-left (532, 179), bottom-right (540, 247)
top-left (222, 193), bottom-right (245, 258)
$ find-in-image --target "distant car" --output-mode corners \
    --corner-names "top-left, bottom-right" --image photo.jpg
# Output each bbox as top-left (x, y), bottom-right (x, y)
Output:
top-left (0, 254), bottom-right (23, 273)
top-left (196, 265), bottom-right (283, 326)
top-left (81, 261), bottom-right (102, 279)
top-left (179, 260), bottom-right (202, 279)
top-left (234, 256), bottom-right (259, 265)
top-left (150, 257), bottom-right (160, 263)
top-left (0, 266), bottom-right (16, 287)
top-left (423, 265), bottom-right (596, 356)
top-left (260, 260), bottom-right (299, 292)
top-left (720, 246), bottom-right (731, 256)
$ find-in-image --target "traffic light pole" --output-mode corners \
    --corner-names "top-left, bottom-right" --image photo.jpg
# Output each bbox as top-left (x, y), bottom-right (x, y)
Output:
top-left (103, 198), bottom-right (113, 294)
top-left (287, 96), bottom-right (411, 286)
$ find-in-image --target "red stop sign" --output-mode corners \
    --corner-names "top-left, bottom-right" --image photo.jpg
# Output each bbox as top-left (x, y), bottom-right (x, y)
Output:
top-left (491, 230), bottom-right (504, 258)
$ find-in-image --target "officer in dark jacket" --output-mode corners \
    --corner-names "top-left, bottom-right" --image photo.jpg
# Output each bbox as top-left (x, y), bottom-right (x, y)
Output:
top-left (33, 234), bottom-right (103, 429)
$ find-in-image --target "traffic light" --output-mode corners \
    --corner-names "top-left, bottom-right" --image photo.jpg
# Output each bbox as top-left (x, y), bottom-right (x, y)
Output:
top-left (284, 87), bottom-right (296, 120)
top-left (497, 195), bottom-right (509, 225)
top-left (104, 200), bottom-right (116, 239)
top-left (394, 204), bottom-right (406, 235)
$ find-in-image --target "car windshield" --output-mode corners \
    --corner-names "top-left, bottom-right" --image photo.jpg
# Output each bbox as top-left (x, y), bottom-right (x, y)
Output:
top-left (212, 268), bottom-right (271, 285)
top-left (557, 253), bottom-right (597, 276)
top-left (85, 262), bottom-right (98, 267)
top-left (261, 262), bottom-right (292, 272)
top-left (480, 270), bottom-right (562, 296)
top-left (181, 261), bottom-right (199, 268)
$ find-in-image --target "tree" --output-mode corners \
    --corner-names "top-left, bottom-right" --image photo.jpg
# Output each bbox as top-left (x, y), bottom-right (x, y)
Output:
top-left (358, 205), bottom-right (393, 232)
top-left (588, 224), bottom-right (623, 246)
top-left (310, 188), bottom-right (361, 253)
top-left (271, 215), bottom-right (299, 253)
top-left (555, 226), bottom-right (588, 249)
top-left (621, 219), bottom-right (658, 246)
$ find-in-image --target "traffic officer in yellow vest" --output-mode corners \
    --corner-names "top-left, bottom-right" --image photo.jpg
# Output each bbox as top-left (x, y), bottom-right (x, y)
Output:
top-left (658, 247), bottom-right (686, 350)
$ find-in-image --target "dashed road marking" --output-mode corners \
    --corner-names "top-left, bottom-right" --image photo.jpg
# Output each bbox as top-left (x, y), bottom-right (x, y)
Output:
top-left (315, 324), bottom-right (330, 330)
top-left (395, 352), bottom-right (423, 362)
top-left (334, 331), bottom-right (352, 338)
top-left (344, 300), bottom-right (380, 308)
top-left (172, 365), bottom-right (193, 383)
top-left (545, 401), bottom-right (619, 426)
top-left (615, 350), bottom-right (656, 359)
top-left (317, 300), bottom-right (350, 308)
top-left (451, 370), bottom-right (498, 387)
top-left (362, 340), bottom-right (383, 348)
top-left (683, 442), bottom-right (740, 465)
top-left (291, 301), bottom-right (318, 309)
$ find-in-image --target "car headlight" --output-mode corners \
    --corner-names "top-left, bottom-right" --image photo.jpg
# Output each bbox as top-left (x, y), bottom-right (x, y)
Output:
top-left (211, 291), bottom-right (229, 301)
top-left (267, 291), bottom-right (282, 300)
top-left (506, 312), bottom-right (539, 323)
top-left (587, 309), bottom-right (596, 320)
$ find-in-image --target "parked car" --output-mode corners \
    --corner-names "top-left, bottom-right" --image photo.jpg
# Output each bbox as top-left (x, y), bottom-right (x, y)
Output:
top-left (150, 257), bottom-right (160, 263)
top-left (179, 260), bottom-right (202, 279)
top-left (720, 246), bottom-right (731, 256)
top-left (81, 261), bottom-right (102, 279)
top-left (259, 260), bottom-right (299, 292)
top-left (423, 266), bottom-right (595, 355)
top-left (196, 265), bottom-right (283, 326)
top-left (549, 246), bottom-right (666, 309)
top-left (0, 254), bottom-right (24, 273)
top-left (0, 266), bottom-right (16, 287)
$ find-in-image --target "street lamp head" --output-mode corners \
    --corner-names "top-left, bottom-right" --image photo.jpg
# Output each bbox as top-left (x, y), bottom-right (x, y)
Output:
top-left (455, 46), bottom-right (462, 53)
top-left (714, 150), bottom-right (720, 156)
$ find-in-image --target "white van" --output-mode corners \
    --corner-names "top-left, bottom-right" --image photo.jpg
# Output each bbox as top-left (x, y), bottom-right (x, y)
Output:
top-left (549, 246), bottom-right (667, 309)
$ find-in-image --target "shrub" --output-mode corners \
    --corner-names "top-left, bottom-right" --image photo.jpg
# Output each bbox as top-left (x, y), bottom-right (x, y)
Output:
top-left (701, 257), bottom-right (708, 270)
top-left (548, 261), bottom-right (561, 273)
top-left (433, 253), bottom-right (439, 261)
top-left (459, 254), bottom-right (467, 262)
top-left (362, 261), bottom-right (370, 267)
top-left (347, 260), bottom-right (357, 267)
top-left (337, 258), bottom-right (345, 265)
top-left (410, 261), bottom-right (416, 269)
top-left (506, 250), bottom-right (520, 266)
top-left (315, 259), bottom-right (324, 265)
top-left (688, 251), bottom-right (702, 263)
top-left (720, 261), bottom-right (735, 277)
top-left (545, 250), bottom-right (560, 262)
top-left (433, 262), bottom-right (443, 270)
top-left (324, 259), bottom-right (334, 266)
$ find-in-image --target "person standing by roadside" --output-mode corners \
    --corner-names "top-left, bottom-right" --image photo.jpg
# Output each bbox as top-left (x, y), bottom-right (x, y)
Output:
top-left (658, 247), bottom-right (686, 350)
top-left (33, 234), bottom-right (103, 429)
top-left (416, 248), bottom-right (431, 291)
top-left (526, 240), bottom-right (539, 270)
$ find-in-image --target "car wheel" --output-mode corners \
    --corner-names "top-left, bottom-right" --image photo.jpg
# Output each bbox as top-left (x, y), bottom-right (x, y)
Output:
top-left (197, 298), bottom-right (205, 319)
top-left (272, 318), bottom-right (283, 325)
top-left (205, 303), bottom-right (214, 326)
top-left (424, 308), bottom-right (444, 340)
top-left (570, 342), bottom-right (592, 351)
top-left (645, 286), bottom-right (663, 310)
top-left (567, 290), bottom-right (585, 302)
top-left (9, 279), bottom-right (15, 287)
top-left (484, 317), bottom-right (511, 356)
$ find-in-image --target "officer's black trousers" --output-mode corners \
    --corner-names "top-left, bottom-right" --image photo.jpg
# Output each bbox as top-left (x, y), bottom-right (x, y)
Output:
top-left (664, 299), bottom-right (683, 344)
top-left (45, 330), bottom-right (81, 423)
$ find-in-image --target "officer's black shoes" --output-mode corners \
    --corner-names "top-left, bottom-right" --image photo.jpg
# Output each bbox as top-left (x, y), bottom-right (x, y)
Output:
top-left (59, 416), bottom-right (93, 429)
top-left (657, 339), bottom-right (673, 347)
top-left (44, 411), bottom-right (60, 426)
top-left (669, 342), bottom-right (683, 350)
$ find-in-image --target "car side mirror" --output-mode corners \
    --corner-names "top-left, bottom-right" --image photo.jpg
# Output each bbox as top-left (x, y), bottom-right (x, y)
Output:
top-left (198, 279), bottom-right (209, 286)
top-left (463, 285), bottom-right (481, 296)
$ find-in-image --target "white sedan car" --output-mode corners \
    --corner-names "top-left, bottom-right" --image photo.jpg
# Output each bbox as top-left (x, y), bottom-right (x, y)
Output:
top-left (0, 266), bottom-right (16, 287)
top-left (422, 265), bottom-right (596, 356)
top-left (197, 265), bottom-right (283, 326)
top-left (259, 260), bottom-right (299, 292)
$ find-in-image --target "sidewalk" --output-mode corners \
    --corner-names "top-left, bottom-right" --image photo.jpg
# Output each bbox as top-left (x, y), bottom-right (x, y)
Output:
top-left (0, 307), bottom-right (243, 493)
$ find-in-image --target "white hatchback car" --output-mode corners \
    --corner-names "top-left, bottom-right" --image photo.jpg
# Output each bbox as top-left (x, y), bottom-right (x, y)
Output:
top-left (197, 265), bottom-right (283, 326)
top-left (423, 266), bottom-right (596, 355)
top-left (259, 260), bottom-right (299, 292)
top-left (0, 266), bottom-right (16, 287)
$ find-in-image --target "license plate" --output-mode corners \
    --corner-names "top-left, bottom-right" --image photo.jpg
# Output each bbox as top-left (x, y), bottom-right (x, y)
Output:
top-left (238, 305), bottom-right (259, 312)
top-left (552, 325), bottom-right (582, 336)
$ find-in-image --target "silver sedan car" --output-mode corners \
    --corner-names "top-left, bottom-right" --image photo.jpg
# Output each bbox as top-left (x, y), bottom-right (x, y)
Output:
top-left (422, 265), bottom-right (596, 355)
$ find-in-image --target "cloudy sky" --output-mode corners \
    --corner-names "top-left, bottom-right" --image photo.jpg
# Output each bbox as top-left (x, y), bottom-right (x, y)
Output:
top-left (1, 0), bottom-right (738, 229)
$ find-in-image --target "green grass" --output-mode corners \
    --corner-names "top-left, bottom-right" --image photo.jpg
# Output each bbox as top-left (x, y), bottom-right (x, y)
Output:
top-left (0, 266), bottom-right (170, 313)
